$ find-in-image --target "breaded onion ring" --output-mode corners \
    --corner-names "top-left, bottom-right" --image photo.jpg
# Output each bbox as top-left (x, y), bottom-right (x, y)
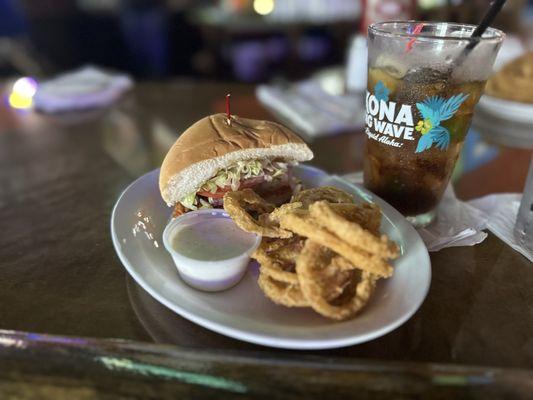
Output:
top-left (223, 189), bottom-right (292, 238)
top-left (291, 186), bottom-right (354, 209)
top-left (296, 241), bottom-right (378, 320)
top-left (310, 201), bottom-right (399, 259)
top-left (253, 236), bottom-right (305, 284)
top-left (279, 209), bottom-right (395, 278)
top-left (258, 272), bottom-right (309, 307)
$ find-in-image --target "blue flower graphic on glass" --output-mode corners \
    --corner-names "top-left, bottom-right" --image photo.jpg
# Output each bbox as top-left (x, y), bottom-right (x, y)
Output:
top-left (374, 81), bottom-right (389, 102)
top-left (414, 93), bottom-right (469, 153)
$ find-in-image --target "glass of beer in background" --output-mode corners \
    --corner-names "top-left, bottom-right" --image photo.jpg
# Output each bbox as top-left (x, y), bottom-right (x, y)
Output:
top-left (364, 21), bottom-right (504, 227)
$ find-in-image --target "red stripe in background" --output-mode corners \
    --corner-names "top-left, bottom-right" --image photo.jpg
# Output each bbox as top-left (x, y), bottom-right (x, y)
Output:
top-left (406, 23), bottom-right (425, 52)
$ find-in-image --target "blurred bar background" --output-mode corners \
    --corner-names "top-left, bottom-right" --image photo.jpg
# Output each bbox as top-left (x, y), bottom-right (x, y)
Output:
top-left (0, 0), bottom-right (529, 81)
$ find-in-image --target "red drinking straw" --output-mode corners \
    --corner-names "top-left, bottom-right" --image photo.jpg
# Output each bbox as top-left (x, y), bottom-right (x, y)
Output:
top-left (406, 23), bottom-right (424, 52)
top-left (226, 93), bottom-right (231, 120)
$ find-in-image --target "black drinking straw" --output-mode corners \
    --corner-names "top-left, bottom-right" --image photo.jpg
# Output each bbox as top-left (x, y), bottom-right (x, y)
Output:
top-left (456, 0), bottom-right (507, 66)
top-left (470, 0), bottom-right (507, 42)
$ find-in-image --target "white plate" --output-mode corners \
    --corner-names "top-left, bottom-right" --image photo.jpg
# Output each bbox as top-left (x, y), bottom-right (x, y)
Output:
top-left (478, 95), bottom-right (533, 125)
top-left (111, 165), bottom-right (431, 350)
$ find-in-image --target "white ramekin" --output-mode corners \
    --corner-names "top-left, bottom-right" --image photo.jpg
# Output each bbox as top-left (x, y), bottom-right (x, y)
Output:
top-left (162, 209), bottom-right (261, 292)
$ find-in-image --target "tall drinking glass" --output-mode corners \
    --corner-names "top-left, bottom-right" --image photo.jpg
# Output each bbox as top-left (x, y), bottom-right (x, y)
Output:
top-left (364, 21), bottom-right (504, 227)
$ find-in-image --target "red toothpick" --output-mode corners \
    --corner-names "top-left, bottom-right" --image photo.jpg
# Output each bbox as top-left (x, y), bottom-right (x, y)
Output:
top-left (406, 23), bottom-right (424, 52)
top-left (226, 93), bottom-right (231, 124)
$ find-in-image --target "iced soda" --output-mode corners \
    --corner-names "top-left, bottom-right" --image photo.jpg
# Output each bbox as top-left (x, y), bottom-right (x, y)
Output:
top-left (364, 22), bottom-right (504, 226)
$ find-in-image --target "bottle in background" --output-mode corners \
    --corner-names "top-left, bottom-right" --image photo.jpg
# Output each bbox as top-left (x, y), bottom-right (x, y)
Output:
top-left (346, 35), bottom-right (368, 93)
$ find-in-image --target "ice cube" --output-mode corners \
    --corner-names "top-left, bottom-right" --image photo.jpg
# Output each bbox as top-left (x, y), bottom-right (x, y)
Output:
top-left (382, 65), bottom-right (404, 79)
top-left (374, 54), bottom-right (407, 78)
top-left (396, 67), bottom-right (449, 104)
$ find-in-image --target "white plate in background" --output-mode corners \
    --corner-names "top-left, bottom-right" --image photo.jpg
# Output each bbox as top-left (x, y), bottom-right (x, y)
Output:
top-left (478, 95), bottom-right (533, 125)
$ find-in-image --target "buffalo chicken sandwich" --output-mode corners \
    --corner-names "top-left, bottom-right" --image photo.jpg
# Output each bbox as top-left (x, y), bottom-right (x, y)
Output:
top-left (159, 113), bottom-right (313, 217)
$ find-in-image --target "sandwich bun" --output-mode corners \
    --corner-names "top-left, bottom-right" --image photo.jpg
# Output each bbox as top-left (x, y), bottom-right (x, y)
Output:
top-left (159, 113), bottom-right (313, 205)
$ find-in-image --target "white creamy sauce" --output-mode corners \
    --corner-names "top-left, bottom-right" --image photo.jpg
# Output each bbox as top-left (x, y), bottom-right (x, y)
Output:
top-left (171, 218), bottom-right (257, 261)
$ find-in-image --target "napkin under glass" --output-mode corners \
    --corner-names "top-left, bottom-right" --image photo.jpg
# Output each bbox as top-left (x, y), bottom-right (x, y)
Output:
top-left (343, 172), bottom-right (530, 260)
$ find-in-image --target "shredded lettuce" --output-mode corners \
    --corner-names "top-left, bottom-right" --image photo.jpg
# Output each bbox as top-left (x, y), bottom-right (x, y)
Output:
top-left (198, 198), bottom-right (213, 209)
top-left (178, 159), bottom-right (292, 209)
top-left (201, 160), bottom-right (267, 193)
top-left (180, 192), bottom-right (198, 210)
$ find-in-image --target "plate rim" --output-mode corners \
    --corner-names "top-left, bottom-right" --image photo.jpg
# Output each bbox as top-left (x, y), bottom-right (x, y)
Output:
top-left (111, 167), bottom-right (431, 350)
top-left (481, 94), bottom-right (533, 108)
top-left (478, 95), bottom-right (533, 123)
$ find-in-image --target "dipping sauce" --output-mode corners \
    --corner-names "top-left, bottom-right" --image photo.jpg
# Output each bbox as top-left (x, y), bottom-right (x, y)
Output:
top-left (162, 209), bottom-right (261, 292)
top-left (171, 218), bottom-right (258, 261)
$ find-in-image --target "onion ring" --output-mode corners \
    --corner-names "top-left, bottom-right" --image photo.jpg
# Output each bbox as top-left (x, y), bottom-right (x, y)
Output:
top-left (253, 236), bottom-right (304, 284)
top-left (325, 202), bottom-right (382, 236)
top-left (257, 272), bottom-right (309, 307)
top-left (223, 189), bottom-right (292, 238)
top-left (310, 201), bottom-right (399, 259)
top-left (291, 186), bottom-right (354, 209)
top-left (279, 204), bottom-right (395, 278)
top-left (296, 241), bottom-right (377, 320)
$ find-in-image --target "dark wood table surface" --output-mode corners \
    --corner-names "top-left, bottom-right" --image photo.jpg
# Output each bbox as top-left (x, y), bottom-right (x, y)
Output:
top-left (1, 81), bottom-right (533, 398)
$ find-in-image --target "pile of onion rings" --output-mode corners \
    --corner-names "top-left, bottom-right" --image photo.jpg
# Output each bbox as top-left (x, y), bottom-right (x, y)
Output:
top-left (223, 186), bottom-right (399, 320)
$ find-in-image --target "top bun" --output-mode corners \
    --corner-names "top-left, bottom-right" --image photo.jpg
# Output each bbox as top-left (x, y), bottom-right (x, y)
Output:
top-left (159, 113), bottom-right (313, 205)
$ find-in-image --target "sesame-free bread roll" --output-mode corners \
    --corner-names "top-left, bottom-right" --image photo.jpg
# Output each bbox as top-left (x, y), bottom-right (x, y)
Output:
top-left (159, 113), bottom-right (313, 205)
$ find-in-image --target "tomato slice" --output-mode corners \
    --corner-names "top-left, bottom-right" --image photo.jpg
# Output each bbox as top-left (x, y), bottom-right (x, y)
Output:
top-left (196, 189), bottom-right (227, 199)
top-left (197, 176), bottom-right (266, 199)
